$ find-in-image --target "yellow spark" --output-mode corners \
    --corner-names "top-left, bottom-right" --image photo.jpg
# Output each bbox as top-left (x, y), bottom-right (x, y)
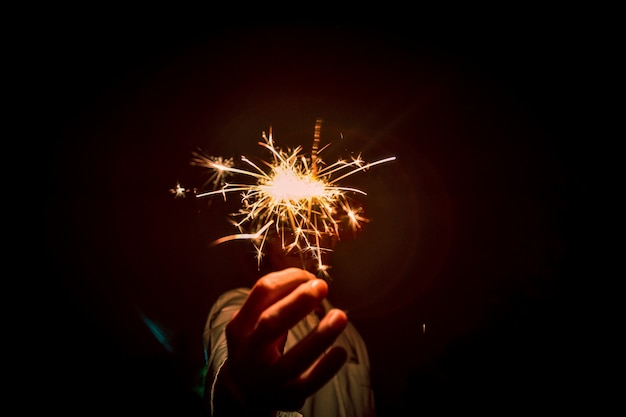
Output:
top-left (342, 202), bottom-right (369, 231)
top-left (191, 121), bottom-right (396, 276)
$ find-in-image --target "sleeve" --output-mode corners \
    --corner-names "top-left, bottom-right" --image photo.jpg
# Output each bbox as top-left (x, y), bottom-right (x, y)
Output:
top-left (202, 288), bottom-right (250, 416)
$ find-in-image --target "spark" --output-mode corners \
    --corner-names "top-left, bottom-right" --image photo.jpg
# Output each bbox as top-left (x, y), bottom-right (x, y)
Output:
top-left (190, 152), bottom-right (235, 190)
top-left (189, 119), bottom-right (396, 277)
top-left (170, 182), bottom-right (192, 198)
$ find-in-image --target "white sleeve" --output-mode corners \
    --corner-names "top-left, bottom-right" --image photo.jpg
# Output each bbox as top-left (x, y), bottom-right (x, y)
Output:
top-left (202, 288), bottom-right (250, 416)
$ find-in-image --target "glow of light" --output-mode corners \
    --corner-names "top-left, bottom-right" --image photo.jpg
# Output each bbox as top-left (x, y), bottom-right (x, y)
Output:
top-left (187, 119), bottom-right (396, 277)
top-left (170, 182), bottom-right (189, 198)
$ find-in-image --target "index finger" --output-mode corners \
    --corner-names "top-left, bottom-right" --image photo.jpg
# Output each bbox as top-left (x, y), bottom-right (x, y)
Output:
top-left (234, 268), bottom-right (316, 330)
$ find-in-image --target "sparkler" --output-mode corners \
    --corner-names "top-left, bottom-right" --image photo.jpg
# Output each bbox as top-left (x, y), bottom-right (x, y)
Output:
top-left (185, 119), bottom-right (396, 278)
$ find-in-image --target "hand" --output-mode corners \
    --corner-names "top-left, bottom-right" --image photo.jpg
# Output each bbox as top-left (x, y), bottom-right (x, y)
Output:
top-left (216, 268), bottom-right (348, 415)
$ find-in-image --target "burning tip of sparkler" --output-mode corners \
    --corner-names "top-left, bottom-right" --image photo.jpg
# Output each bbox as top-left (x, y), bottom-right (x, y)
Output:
top-left (185, 120), bottom-right (396, 277)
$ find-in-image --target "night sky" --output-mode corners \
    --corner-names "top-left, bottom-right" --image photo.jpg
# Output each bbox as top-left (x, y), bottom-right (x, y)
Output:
top-left (40, 10), bottom-right (600, 416)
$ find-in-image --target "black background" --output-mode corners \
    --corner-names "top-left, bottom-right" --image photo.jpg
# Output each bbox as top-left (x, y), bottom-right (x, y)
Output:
top-left (38, 8), bottom-right (602, 416)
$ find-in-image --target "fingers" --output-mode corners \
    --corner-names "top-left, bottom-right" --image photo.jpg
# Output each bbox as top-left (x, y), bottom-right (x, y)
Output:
top-left (234, 268), bottom-right (316, 330)
top-left (281, 346), bottom-right (348, 410)
top-left (270, 308), bottom-right (348, 411)
top-left (276, 308), bottom-right (348, 380)
top-left (252, 278), bottom-right (328, 343)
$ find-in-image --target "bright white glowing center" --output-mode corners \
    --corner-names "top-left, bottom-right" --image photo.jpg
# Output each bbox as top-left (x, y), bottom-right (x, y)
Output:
top-left (263, 166), bottom-right (327, 202)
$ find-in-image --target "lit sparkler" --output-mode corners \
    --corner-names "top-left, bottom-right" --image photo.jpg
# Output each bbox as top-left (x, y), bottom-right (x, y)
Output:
top-left (188, 119), bottom-right (396, 277)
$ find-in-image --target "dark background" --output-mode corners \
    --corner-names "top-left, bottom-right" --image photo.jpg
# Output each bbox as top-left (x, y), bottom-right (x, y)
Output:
top-left (39, 9), bottom-right (601, 416)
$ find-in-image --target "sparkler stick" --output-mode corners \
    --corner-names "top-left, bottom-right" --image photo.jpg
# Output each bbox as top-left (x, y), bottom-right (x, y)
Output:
top-left (311, 118), bottom-right (322, 176)
top-left (184, 120), bottom-right (396, 278)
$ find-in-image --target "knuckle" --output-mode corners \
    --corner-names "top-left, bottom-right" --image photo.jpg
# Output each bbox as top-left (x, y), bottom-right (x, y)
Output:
top-left (256, 275), bottom-right (278, 291)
